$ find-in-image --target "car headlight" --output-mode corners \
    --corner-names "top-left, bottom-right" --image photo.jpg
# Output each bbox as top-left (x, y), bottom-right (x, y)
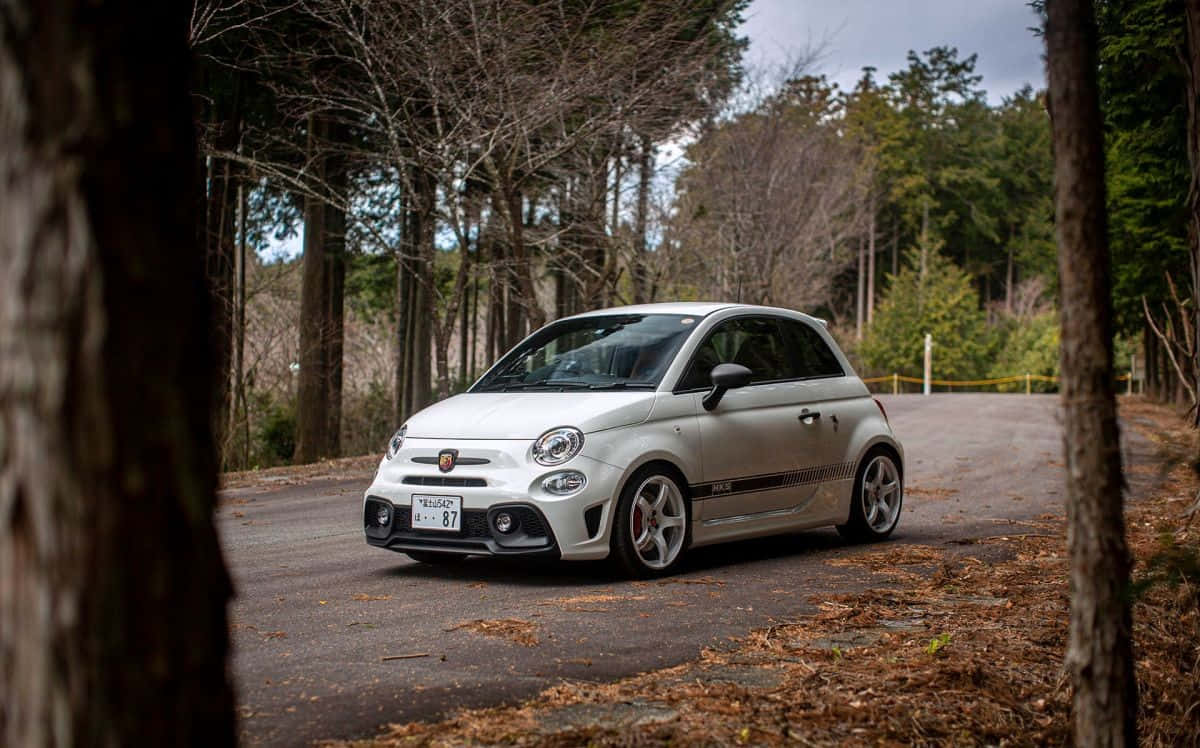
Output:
top-left (532, 427), bottom-right (584, 466)
top-left (542, 470), bottom-right (587, 495)
top-left (385, 426), bottom-right (407, 460)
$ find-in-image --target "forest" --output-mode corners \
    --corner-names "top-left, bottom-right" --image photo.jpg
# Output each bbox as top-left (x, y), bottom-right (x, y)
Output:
top-left (189, 0), bottom-right (1194, 468)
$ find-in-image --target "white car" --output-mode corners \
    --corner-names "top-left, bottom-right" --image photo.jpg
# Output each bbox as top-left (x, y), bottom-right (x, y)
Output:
top-left (364, 302), bottom-right (904, 576)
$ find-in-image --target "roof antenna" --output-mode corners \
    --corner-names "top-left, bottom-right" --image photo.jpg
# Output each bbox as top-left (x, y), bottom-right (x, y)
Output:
top-left (735, 277), bottom-right (742, 303)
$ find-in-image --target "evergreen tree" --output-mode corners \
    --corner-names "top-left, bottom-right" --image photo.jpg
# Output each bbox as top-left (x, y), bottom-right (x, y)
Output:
top-left (859, 247), bottom-right (994, 379)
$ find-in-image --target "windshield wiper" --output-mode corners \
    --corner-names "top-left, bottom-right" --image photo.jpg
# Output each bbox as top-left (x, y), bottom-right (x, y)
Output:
top-left (485, 380), bottom-right (593, 391)
top-left (589, 381), bottom-right (657, 390)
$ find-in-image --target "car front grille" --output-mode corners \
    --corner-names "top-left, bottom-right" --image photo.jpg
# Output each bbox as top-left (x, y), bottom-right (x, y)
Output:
top-left (403, 476), bottom-right (487, 488)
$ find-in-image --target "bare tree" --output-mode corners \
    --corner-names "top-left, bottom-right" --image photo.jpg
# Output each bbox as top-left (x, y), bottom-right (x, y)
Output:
top-left (670, 71), bottom-right (867, 311)
top-left (1045, 0), bottom-right (1137, 744)
top-left (0, 1), bottom-right (234, 744)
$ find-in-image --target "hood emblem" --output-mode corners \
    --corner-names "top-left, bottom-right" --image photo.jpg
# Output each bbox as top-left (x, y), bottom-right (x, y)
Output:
top-left (438, 449), bottom-right (458, 473)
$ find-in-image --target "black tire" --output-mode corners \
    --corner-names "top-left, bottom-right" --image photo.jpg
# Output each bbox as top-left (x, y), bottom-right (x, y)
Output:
top-left (405, 550), bottom-right (468, 564)
top-left (610, 465), bottom-right (692, 578)
top-left (836, 447), bottom-right (903, 543)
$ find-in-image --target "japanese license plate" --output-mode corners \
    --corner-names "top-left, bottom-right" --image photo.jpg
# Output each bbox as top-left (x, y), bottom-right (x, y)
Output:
top-left (411, 495), bottom-right (462, 532)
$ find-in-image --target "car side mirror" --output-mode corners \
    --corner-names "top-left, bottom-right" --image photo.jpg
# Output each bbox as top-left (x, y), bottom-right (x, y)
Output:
top-left (702, 363), bottom-right (752, 411)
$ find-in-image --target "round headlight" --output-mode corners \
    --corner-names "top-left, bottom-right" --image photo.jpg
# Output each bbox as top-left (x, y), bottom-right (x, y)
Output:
top-left (385, 426), bottom-right (407, 460)
top-left (542, 471), bottom-right (587, 495)
top-left (532, 427), bottom-right (584, 466)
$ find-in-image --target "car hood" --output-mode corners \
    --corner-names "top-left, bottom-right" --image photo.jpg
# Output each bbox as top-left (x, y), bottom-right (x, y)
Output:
top-left (403, 392), bottom-right (658, 440)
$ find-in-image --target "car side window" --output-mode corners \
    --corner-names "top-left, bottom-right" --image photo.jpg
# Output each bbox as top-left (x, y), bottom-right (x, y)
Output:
top-left (780, 319), bottom-right (845, 378)
top-left (677, 317), bottom-right (792, 390)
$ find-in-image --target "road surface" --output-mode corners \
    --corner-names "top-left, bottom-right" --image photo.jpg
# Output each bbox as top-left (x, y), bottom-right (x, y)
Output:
top-left (219, 394), bottom-right (1158, 746)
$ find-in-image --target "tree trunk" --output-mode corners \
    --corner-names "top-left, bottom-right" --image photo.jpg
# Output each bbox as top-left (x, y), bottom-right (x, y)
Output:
top-left (1182, 0), bottom-right (1200, 430)
top-left (324, 134), bottom-right (347, 458)
top-left (633, 134), bottom-right (653, 304)
top-left (1045, 2), bottom-right (1138, 746)
top-left (0, 3), bottom-right (234, 744)
top-left (294, 115), bottom-right (331, 463)
top-left (867, 194), bottom-right (877, 325)
top-left (855, 235), bottom-right (865, 341)
top-left (393, 237), bottom-right (412, 426)
top-left (205, 83), bottom-right (241, 464)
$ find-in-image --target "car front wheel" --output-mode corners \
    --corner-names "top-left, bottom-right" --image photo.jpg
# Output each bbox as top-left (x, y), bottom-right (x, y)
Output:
top-left (837, 449), bottom-right (903, 542)
top-left (611, 467), bottom-right (691, 577)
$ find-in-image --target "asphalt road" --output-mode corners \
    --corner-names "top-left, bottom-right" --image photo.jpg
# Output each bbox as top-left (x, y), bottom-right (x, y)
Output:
top-left (219, 394), bottom-right (1159, 746)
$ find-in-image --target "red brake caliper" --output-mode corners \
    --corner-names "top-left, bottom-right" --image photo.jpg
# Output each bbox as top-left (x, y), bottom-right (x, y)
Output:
top-left (633, 505), bottom-right (643, 537)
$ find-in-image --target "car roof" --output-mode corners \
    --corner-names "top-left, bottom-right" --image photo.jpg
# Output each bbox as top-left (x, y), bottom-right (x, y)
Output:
top-left (564, 302), bottom-right (825, 325)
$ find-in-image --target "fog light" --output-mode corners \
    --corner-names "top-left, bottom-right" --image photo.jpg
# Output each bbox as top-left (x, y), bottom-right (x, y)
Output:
top-left (494, 512), bottom-right (515, 534)
top-left (375, 505), bottom-right (391, 527)
top-left (542, 471), bottom-right (587, 495)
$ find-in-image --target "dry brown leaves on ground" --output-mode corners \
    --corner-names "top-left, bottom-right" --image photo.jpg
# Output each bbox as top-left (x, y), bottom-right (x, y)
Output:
top-left (326, 398), bottom-right (1198, 747)
top-left (220, 454), bottom-right (379, 491)
top-left (447, 619), bottom-right (540, 648)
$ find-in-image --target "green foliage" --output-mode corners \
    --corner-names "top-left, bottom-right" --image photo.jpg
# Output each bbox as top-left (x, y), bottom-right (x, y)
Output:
top-left (925, 633), bottom-right (952, 656)
top-left (859, 247), bottom-right (994, 379)
top-left (989, 311), bottom-right (1060, 392)
top-left (255, 397), bottom-right (296, 465)
top-left (345, 251), bottom-right (396, 319)
top-left (1097, 0), bottom-right (1192, 334)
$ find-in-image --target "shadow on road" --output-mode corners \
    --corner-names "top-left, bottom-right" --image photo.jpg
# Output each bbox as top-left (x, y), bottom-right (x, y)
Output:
top-left (368, 528), bottom-right (856, 585)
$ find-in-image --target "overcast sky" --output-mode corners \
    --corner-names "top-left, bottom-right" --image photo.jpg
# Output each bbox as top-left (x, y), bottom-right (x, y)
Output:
top-left (739, 0), bottom-right (1045, 103)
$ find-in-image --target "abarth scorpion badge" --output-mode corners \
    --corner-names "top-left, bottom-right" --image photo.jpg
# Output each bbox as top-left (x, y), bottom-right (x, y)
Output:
top-left (438, 449), bottom-right (458, 473)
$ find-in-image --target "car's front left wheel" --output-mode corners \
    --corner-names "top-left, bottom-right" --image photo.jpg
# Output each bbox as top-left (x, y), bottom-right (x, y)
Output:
top-left (610, 466), bottom-right (691, 577)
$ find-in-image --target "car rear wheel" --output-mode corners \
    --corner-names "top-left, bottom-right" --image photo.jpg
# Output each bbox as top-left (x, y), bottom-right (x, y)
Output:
top-left (611, 467), bottom-right (690, 577)
top-left (405, 550), bottom-right (468, 564)
top-left (837, 449), bottom-right (903, 543)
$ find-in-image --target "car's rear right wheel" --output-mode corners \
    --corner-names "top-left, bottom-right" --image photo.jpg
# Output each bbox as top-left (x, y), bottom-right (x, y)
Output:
top-left (837, 449), bottom-right (903, 543)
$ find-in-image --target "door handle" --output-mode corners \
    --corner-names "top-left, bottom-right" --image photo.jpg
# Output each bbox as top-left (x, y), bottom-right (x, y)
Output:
top-left (798, 411), bottom-right (820, 423)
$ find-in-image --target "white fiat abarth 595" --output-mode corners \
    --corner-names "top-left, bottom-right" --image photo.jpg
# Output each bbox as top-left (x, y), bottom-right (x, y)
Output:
top-left (364, 302), bottom-right (904, 577)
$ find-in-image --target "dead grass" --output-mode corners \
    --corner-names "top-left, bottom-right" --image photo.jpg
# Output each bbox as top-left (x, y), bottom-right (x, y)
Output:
top-left (323, 398), bottom-right (1199, 747)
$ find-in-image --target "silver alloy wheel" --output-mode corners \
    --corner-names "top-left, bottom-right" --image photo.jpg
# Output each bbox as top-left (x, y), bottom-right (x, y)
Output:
top-left (629, 475), bottom-right (686, 570)
top-left (862, 455), bottom-right (901, 532)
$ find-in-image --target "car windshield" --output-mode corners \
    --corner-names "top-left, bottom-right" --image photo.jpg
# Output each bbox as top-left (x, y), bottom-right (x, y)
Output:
top-left (471, 314), bottom-right (699, 392)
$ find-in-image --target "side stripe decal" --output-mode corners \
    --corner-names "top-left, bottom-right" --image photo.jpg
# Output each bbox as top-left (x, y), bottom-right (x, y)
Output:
top-left (690, 461), bottom-right (855, 501)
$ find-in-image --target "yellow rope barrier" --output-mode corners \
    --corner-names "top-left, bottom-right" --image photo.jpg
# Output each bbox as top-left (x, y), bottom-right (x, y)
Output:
top-left (862, 372), bottom-right (1133, 386)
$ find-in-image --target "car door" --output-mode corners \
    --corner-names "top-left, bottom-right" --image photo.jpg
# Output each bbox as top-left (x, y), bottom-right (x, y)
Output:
top-left (680, 316), bottom-right (818, 521)
top-left (777, 317), bottom-right (858, 522)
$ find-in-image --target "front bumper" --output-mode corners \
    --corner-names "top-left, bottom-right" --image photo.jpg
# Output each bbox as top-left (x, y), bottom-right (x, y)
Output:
top-left (362, 437), bottom-right (623, 560)
top-left (364, 498), bottom-right (563, 557)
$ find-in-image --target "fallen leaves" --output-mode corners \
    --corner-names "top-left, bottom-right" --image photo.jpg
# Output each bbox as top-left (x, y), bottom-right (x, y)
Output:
top-left (447, 618), bottom-right (539, 647)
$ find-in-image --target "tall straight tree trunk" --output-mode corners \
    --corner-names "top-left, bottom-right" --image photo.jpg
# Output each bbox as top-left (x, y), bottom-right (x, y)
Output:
top-left (633, 134), bottom-right (653, 304)
top-left (0, 2), bottom-right (234, 744)
top-left (412, 171), bottom-right (435, 411)
top-left (294, 115), bottom-right (331, 463)
top-left (205, 82), bottom-right (241, 464)
top-left (1046, 2), bottom-right (1138, 746)
top-left (1182, 0), bottom-right (1200, 429)
top-left (393, 243), bottom-right (412, 426)
top-left (324, 132), bottom-right (347, 457)
top-left (855, 235), bottom-right (865, 340)
top-left (867, 194), bottom-right (877, 325)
